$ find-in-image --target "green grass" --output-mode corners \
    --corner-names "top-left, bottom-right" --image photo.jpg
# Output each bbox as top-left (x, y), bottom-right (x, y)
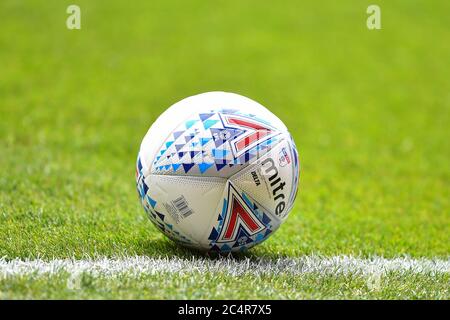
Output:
top-left (0, 0), bottom-right (449, 299)
top-left (1, 271), bottom-right (448, 299)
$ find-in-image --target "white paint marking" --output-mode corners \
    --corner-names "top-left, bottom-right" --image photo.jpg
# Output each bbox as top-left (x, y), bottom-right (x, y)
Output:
top-left (0, 256), bottom-right (448, 279)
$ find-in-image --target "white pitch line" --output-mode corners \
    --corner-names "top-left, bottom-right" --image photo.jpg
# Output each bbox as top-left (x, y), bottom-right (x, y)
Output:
top-left (0, 255), bottom-right (449, 279)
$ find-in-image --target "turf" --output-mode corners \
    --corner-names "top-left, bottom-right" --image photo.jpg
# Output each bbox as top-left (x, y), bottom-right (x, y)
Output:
top-left (0, 0), bottom-right (449, 299)
top-left (1, 271), bottom-right (448, 299)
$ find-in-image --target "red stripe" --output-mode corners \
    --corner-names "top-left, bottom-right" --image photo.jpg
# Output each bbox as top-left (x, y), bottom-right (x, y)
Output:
top-left (227, 117), bottom-right (272, 152)
top-left (236, 131), bottom-right (270, 151)
top-left (223, 197), bottom-right (260, 240)
top-left (227, 117), bottom-right (268, 130)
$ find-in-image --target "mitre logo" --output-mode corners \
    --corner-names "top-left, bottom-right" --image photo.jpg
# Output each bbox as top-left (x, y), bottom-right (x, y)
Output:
top-left (261, 157), bottom-right (286, 216)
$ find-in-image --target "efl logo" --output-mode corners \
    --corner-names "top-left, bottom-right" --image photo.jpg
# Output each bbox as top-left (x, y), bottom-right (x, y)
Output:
top-left (278, 147), bottom-right (291, 167)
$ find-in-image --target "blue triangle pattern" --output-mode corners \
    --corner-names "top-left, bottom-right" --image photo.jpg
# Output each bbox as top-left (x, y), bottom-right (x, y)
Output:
top-left (199, 113), bottom-right (214, 122)
top-left (190, 151), bottom-right (200, 158)
top-left (198, 162), bottom-right (213, 173)
top-left (156, 211), bottom-right (165, 221)
top-left (232, 228), bottom-right (254, 248)
top-left (182, 163), bottom-right (195, 173)
top-left (147, 196), bottom-right (157, 208)
top-left (221, 244), bottom-right (231, 251)
top-left (165, 141), bottom-right (174, 149)
top-left (142, 181), bottom-right (149, 195)
top-left (215, 163), bottom-right (228, 171)
top-left (256, 233), bottom-right (265, 242)
top-left (200, 137), bottom-right (212, 146)
top-left (175, 144), bottom-right (184, 151)
top-left (262, 213), bottom-right (271, 225)
top-left (185, 135), bottom-right (195, 143)
top-left (185, 120), bottom-right (198, 129)
top-left (212, 149), bottom-right (229, 159)
top-left (203, 119), bottom-right (219, 130)
top-left (172, 131), bottom-right (183, 140)
top-left (208, 227), bottom-right (218, 240)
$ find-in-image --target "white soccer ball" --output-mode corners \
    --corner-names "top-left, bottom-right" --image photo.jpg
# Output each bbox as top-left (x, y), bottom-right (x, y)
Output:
top-left (136, 92), bottom-right (300, 253)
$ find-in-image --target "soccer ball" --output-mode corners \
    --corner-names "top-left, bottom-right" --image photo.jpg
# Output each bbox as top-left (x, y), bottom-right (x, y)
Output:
top-left (136, 92), bottom-right (300, 253)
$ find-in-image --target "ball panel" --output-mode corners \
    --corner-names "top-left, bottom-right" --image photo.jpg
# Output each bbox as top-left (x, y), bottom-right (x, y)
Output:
top-left (205, 181), bottom-right (279, 253)
top-left (230, 133), bottom-right (298, 221)
top-left (140, 173), bottom-right (227, 247)
top-left (137, 156), bottom-right (196, 246)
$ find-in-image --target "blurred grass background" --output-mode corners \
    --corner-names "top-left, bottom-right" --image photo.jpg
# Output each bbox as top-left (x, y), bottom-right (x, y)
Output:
top-left (0, 0), bottom-right (449, 259)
